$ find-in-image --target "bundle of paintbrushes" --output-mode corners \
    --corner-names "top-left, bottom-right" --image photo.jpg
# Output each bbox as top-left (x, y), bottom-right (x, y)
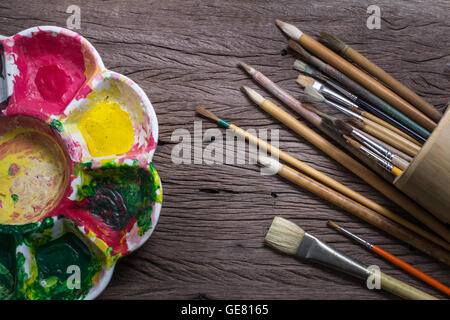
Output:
top-left (196, 19), bottom-right (449, 299)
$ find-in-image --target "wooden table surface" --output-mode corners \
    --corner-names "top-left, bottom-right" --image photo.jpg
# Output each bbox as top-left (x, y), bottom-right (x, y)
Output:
top-left (1, 0), bottom-right (449, 300)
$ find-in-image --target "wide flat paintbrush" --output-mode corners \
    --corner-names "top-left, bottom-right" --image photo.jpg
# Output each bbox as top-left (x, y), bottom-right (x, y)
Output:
top-left (328, 220), bottom-right (450, 296)
top-left (196, 105), bottom-right (449, 250)
top-left (265, 216), bottom-right (438, 299)
top-left (276, 20), bottom-right (437, 131)
top-left (288, 41), bottom-right (431, 140)
top-left (320, 32), bottom-right (442, 122)
top-left (238, 61), bottom-right (450, 243)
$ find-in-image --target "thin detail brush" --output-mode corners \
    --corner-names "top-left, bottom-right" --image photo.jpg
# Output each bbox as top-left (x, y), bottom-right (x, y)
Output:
top-left (296, 73), bottom-right (423, 146)
top-left (302, 84), bottom-right (422, 156)
top-left (276, 20), bottom-right (437, 131)
top-left (288, 41), bottom-right (431, 140)
top-left (238, 61), bottom-right (450, 243)
top-left (328, 220), bottom-right (450, 296)
top-left (294, 59), bottom-right (426, 144)
top-left (196, 104), bottom-right (447, 250)
top-left (264, 216), bottom-right (437, 299)
top-left (348, 118), bottom-right (420, 157)
top-left (343, 135), bottom-right (403, 176)
top-left (334, 119), bottom-right (409, 171)
top-left (320, 32), bottom-right (442, 122)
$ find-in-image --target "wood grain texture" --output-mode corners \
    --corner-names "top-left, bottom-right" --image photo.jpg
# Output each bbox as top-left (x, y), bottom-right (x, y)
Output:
top-left (1, 0), bottom-right (448, 300)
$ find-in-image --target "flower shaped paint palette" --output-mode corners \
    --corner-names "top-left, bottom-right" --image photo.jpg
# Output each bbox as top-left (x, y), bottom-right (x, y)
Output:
top-left (0, 26), bottom-right (162, 299)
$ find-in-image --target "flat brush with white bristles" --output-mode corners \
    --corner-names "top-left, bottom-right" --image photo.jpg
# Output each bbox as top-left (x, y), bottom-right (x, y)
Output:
top-left (265, 216), bottom-right (437, 300)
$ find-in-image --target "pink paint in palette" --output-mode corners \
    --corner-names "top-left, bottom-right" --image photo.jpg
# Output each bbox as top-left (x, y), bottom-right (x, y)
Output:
top-left (0, 26), bottom-right (162, 300)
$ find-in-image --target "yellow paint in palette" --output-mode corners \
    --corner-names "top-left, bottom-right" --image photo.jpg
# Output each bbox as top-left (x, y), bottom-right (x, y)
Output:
top-left (0, 127), bottom-right (67, 224)
top-left (77, 99), bottom-right (135, 157)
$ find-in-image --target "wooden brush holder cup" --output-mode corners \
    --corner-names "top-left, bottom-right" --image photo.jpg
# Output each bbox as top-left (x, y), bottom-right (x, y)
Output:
top-left (394, 107), bottom-right (450, 224)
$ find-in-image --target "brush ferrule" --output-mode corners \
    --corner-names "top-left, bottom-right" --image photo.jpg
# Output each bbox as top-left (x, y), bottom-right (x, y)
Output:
top-left (297, 233), bottom-right (370, 279)
top-left (324, 98), bottom-right (362, 121)
top-left (218, 119), bottom-right (230, 128)
top-left (320, 85), bottom-right (361, 111)
top-left (360, 145), bottom-right (395, 172)
top-left (337, 228), bottom-right (373, 250)
top-left (352, 129), bottom-right (393, 161)
top-left (325, 80), bottom-right (358, 102)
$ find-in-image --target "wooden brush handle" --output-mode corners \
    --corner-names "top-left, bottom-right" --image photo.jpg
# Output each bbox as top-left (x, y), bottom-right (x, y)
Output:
top-left (373, 246), bottom-right (450, 296)
top-left (392, 155), bottom-right (409, 171)
top-left (379, 272), bottom-right (437, 300)
top-left (231, 123), bottom-right (449, 251)
top-left (258, 99), bottom-right (450, 244)
top-left (361, 111), bottom-right (422, 146)
top-left (298, 33), bottom-right (437, 131)
top-left (277, 164), bottom-right (450, 266)
top-left (363, 121), bottom-right (420, 157)
top-left (338, 44), bottom-right (442, 123)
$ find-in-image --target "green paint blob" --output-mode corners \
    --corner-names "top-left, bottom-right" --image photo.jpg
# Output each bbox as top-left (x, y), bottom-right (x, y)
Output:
top-left (50, 119), bottom-right (64, 133)
top-left (77, 165), bottom-right (159, 234)
top-left (0, 234), bottom-right (15, 299)
top-left (25, 233), bottom-right (102, 300)
top-left (11, 194), bottom-right (19, 203)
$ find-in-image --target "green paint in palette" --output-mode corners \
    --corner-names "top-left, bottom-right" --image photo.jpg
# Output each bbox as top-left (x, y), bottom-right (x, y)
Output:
top-left (24, 233), bottom-right (102, 300)
top-left (0, 234), bottom-right (16, 299)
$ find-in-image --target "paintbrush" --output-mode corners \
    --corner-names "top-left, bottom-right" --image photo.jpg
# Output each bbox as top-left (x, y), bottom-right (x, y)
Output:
top-left (240, 79), bottom-right (394, 180)
top-left (343, 134), bottom-right (403, 176)
top-left (293, 59), bottom-right (427, 144)
top-left (301, 84), bottom-right (422, 157)
top-left (276, 20), bottom-right (437, 132)
top-left (320, 32), bottom-right (442, 122)
top-left (296, 73), bottom-right (423, 146)
top-left (327, 220), bottom-right (450, 296)
top-left (257, 155), bottom-right (450, 266)
top-left (265, 216), bottom-right (438, 300)
top-left (288, 40), bottom-right (431, 140)
top-left (334, 119), bottom-right (409, 171)
top-left (347, 117), bottom-right (420, 157)
top-left (238, 62), bottom-right (450, 243)
top-left (196, 105), bottom-right (448, 250)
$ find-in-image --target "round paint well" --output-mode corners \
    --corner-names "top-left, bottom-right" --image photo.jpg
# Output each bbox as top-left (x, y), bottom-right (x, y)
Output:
top-left (0, 115), bottom-right (71, 225)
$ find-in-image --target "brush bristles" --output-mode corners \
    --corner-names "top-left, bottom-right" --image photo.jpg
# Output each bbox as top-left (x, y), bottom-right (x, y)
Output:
top-left (348, 117), bottom-right (364, 130)
top-left (275, 20), bottom-right (303, 40)
top-left (265, 217), bottom-right (305, 255)
top-left (327, 220), bottom-right (341, 230)
top-left (320, 32), bottom-right (346, 52)
top-left (241, 85), bottom-right (265, 105)
top-left (238, 61), bottom-right (256, 75)
top-left (296, 74), bottom-right (315, 88)
top-left (196, 107), bottom-right (221, 123)
top-left (334, 119), bottom-right (353, 136)
top-left (293, 60), bottom-right (307, 73)
top-left (304, 86), bottom-right (325, 102)
top-left (343, 135), bottom-right (361, 149)
top-left (288, 40), bottom-right (308, 58)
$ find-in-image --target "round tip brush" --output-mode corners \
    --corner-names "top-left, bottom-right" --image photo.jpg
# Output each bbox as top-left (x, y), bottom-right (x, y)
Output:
top-left (264, 216), bottom-right (438, 300)
top-left (327, 220), bottom-right (450, 296)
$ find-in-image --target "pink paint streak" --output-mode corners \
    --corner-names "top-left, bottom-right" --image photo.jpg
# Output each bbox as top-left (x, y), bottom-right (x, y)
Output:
top-left (3, 29), bottom-right (91, 120)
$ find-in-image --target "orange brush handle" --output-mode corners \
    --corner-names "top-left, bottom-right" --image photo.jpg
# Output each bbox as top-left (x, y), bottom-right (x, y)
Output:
top-left (372, 245), bottom-right (450, 296)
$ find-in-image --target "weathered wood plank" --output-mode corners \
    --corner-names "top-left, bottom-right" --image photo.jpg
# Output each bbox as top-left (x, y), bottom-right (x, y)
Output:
top-left (0, 0), bottom-right (448, 300)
